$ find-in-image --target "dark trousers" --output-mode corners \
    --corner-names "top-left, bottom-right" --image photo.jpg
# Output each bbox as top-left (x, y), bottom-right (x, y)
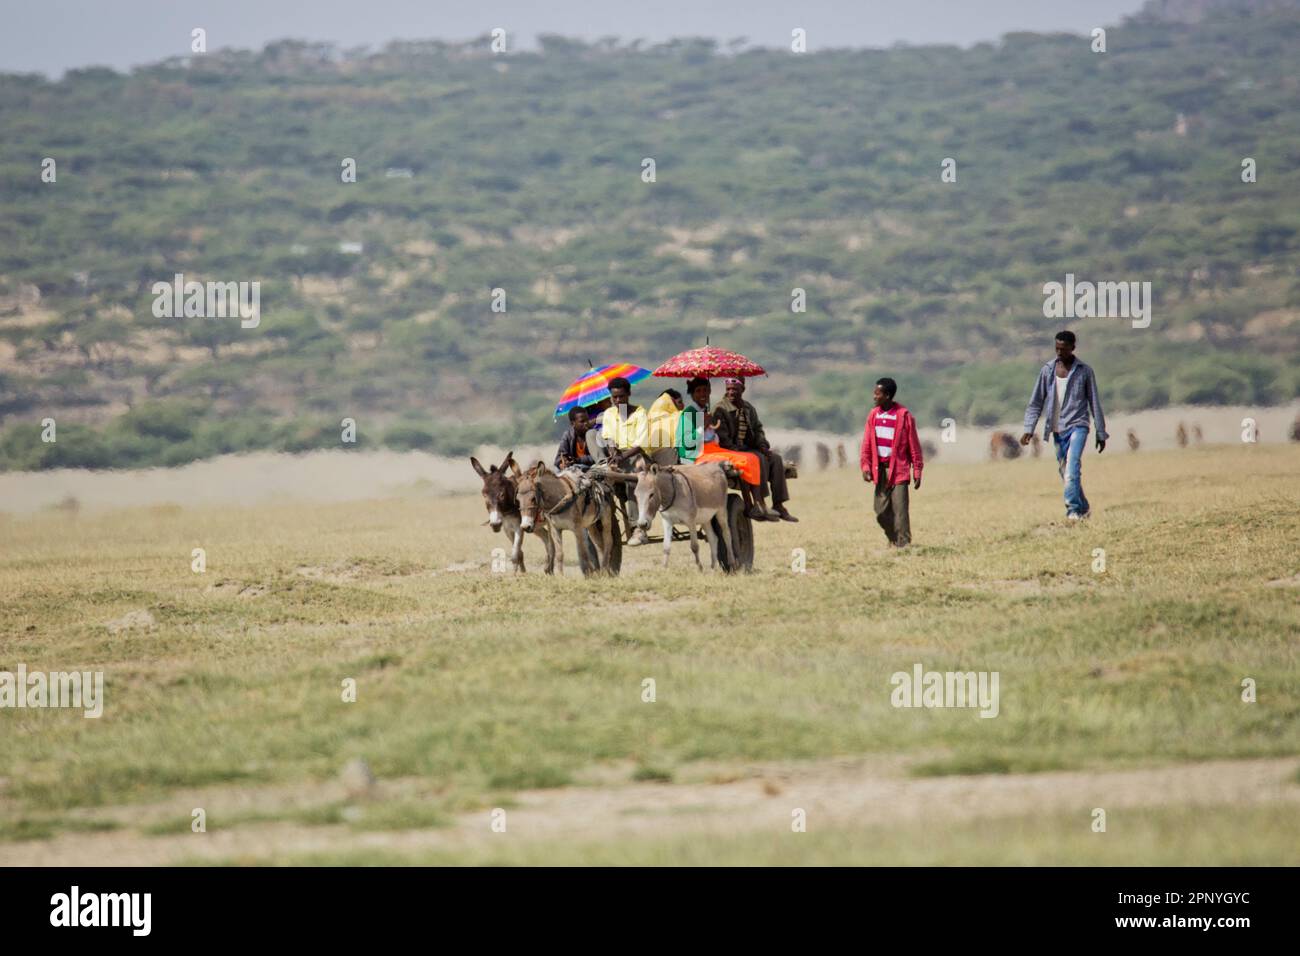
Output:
top-left (874, 472), bottom-right (911, 546)
top-left (756, 448), bottom-right (789, 505)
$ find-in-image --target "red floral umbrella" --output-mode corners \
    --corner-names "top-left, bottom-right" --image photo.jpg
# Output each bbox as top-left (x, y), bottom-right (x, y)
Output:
top-left (653, 346), bottom-right (766, 379)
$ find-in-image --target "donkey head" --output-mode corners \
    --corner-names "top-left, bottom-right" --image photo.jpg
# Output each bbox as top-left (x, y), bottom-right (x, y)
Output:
top-left (517, 461), bottom-right (550, 532)
top-left (470, 451), bottom-right (518, 533)
top-left (632, 460), bottom-right (668, 529)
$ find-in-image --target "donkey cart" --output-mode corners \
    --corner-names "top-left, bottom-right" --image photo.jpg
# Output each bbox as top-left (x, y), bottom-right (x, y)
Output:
top-left (586, 460), bottom-right (796, 575)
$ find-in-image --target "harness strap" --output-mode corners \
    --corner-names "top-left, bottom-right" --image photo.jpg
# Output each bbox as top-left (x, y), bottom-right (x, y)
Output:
top-left (656, 469), bottom-right (678, 511)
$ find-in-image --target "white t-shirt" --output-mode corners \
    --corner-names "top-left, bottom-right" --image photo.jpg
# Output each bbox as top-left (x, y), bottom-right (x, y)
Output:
top-left (1052, 374), bottom-right (1068, 433)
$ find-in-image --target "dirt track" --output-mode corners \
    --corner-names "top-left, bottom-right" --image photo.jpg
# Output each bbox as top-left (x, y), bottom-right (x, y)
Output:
top-left (5, 755), bottom-right (1296, 865)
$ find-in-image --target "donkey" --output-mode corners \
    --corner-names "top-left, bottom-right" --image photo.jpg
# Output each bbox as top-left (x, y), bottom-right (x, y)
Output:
top-left (470, 452), bottom-right (555, 574)
top-left (630, 461), bottom-right (733, 571)
top-left (988, 431), bottom-right (1021, 460)
top-left (517, 462), bottom-right (614, 576)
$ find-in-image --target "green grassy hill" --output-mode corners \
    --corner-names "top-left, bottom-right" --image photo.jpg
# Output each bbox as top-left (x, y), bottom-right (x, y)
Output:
top-left (1, 6), bottom-right (1299, 468)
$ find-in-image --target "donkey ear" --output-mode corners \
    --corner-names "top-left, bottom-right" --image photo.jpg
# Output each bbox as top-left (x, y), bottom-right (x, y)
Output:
top-left (501, 450), bottom-right (515, 472)
top-left (509, 457), bottom-right (523, 477)
top-left (648, 462), bottom-right (659, 474)
top-left (470, 457), bottom-right (488, 478)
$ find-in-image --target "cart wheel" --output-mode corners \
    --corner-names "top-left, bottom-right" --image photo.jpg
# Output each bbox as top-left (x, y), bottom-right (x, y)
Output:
top-left (712, 494), bottom-right (754, 573)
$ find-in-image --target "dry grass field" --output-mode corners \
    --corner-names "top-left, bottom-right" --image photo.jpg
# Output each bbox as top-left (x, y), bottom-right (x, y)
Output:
top-left (1, 443), bottom-right (1298, 865)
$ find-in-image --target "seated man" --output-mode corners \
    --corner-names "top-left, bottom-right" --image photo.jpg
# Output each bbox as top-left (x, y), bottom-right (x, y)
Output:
top-left (600, 377), bottom-right (649, 464)
top-left (677, 377), bottom-right (764, 516)
top-left (600, 376), bottom-right (651, 544)
top-left (713, 378), bottom-right (797, 522)
top-left (554, 407), bottom-right (596, 472)
top-left (584, 397), bottom-right (611, 463)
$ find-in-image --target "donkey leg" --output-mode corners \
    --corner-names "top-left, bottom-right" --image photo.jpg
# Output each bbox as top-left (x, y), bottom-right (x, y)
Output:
top-left (552, 529), bottom-right (564, 576)
top-left (712, 508), bottom-right (731, 573)
top-left (702, 516), bottom-right (720, 571)
top-left (661, 514), bottom-right (673, 568)
top-left (575, 526), bottom-right (592, 577)
top-left (543, 527), bottom-right (556, 575)
top-left (581, 512), bottom-right (601, 575)
top-left (689, 520), bottom-right (704, 571)
top-left (599, 515), bottom-right (614, 575)
top-left (509, 524), bottom-right (524, 573)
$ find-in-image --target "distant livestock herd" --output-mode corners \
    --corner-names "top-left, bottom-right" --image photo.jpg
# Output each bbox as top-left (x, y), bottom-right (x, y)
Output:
top-left (769, 413), bottom-right (1300, 469)
top-left (988, 414), bottom-right (1300, 459)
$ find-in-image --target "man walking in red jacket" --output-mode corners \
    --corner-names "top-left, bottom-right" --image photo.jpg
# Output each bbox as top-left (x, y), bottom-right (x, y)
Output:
top-left (860, 378), bottom-right (923, 547)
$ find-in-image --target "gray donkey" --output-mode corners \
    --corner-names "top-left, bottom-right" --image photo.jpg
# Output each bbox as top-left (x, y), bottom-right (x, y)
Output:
top-left (517, 462), bottom-right (614, 576)
top-left (630, 461), bottom-right (733, 571)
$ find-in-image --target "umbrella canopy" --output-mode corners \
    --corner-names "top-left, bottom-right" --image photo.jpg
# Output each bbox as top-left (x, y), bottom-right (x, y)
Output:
top-left (653, 346), bottom-right (766, 379)
top-left (554, 363), bottom-right (652, 418)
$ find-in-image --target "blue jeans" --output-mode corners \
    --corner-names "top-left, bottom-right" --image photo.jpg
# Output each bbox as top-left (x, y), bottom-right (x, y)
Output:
top-left (1053, 426), bottom-right (1090, 516)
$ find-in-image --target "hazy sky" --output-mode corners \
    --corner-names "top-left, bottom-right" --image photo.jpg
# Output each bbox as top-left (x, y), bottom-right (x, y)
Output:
top-left (2, 0), bottom-right (1148, 77)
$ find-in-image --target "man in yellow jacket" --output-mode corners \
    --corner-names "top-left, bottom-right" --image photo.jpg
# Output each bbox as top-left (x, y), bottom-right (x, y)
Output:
top-left (601, 376), bottom-right (652, 544)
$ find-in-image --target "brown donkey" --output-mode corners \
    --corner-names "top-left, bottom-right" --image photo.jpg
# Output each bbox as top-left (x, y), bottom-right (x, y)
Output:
top-left (469, 452), bottom-right (555, 574)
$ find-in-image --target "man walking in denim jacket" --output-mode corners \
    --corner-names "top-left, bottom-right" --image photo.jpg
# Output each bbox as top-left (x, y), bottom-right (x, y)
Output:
top-left (1020, 330), bottom-right (1107, 521)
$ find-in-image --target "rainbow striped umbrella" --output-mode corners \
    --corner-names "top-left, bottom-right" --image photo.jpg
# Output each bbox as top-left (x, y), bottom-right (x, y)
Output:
top-left (554, 363), bottom-right (652, 418)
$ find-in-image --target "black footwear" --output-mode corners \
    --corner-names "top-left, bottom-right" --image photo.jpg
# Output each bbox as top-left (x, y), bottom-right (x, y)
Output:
top-left (775, 509), bottom-right (799, 522)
